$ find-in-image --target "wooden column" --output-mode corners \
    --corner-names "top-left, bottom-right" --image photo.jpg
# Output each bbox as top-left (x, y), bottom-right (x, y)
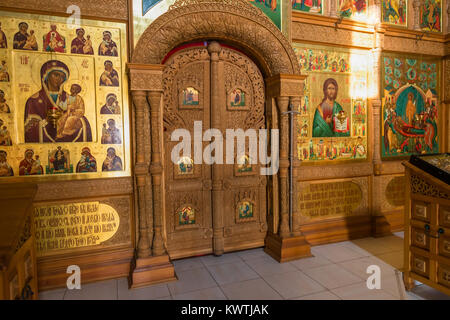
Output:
top-left (277, 96), bottom-right (291, 238)
top-left (128, 64), bottom-right (175, 289)
top-left (147, 91), bottom-right (165, 257)
top-left (132, 90), bottom-right (151, 259)
top-left (290, 96), bottom-right (302, 236)
top-left (264, 74), bottom-right (311, 263)
top-left (370, 25), bottom-right (392, 236)
top-left (207, 41), bottom-right (225, 256)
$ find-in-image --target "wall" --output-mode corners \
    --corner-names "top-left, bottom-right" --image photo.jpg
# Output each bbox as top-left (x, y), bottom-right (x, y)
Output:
top-left (291, 0), bottom-right (449, 243)
top-left (0, 2), bottom-right (134, 290)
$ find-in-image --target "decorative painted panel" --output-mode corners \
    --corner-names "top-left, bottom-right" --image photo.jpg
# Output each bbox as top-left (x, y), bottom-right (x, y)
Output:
top-left (381, 53), bottom-right (440, 159)
top-left (133, 0), bottom-right (175, 47)
top-left (248, 0), bottom-right (282, 29)
top-left (292, 0), bottom-right (323, 14)
top-left (419, 0), bottom-right (442, 33)
top-left (0, 11), bottom-right (130, 181)
top-left (293, 43), bottom-right (369, 163)
top-left (381, 0), bottom-right (407, 26)
top-left (337, 0), bottom-right (367, 20)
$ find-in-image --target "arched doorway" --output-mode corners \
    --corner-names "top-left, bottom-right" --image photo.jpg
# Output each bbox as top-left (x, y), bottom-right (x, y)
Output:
top-left (128, 0), bottom-right (310, 288)
top-left (162, 41), bottom-right (268, 259)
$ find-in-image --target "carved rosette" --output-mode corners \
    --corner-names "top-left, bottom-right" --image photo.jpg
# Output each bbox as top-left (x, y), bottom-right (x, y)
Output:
top-left (411, 175), bottom-right (450, 199)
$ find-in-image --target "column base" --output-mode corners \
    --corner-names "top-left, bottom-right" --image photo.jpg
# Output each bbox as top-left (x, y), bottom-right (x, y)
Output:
top-left (129, 255), bottom-right (177, 289)
top-left (264, 232), bottom-right (312, 263)
top-left (371, 216), bottom-right (393, 238)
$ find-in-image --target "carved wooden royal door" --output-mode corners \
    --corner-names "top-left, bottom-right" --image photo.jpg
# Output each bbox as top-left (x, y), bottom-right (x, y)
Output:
top-left (162, 43), bottom-right (267, 260)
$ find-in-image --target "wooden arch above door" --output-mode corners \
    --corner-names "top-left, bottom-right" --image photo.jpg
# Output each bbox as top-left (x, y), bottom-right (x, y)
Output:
top-left (131, 0), bottom-right (301, 77)
top-left (128, 0), bottom-right (311, 289)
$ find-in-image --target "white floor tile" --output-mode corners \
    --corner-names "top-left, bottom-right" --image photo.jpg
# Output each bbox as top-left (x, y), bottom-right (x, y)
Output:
top-left (167, 267), bottom-right (217, 296)
top-left (117, 277), bottom-right (170, 300)
top-left (38, 287), bottom-right (66, 300)
top-left (409, 284), bottom-right (450, 300)
top-left (172, 287), bottom-right (227, 300)
top-left (207, 261), bottom-right (259, 285)
top-left (338, 256), bottom-right (398, 281)
top-left (377, 274), bottom-right (408, 299)
top-left (156, 296), bottom-right (173, 300)
top-left (311, 245), bottom-right (366, 263)
top-left (173, 257), bottom-right (206, 273)
top-left (236, 248), bottom-right (267, 261)
top-left (221, 278), bottom-right (283, 300)
top-left (393, 231), bottom-right (404, 239)
top-left (64, 279), bottom-right (117, 300)
top-left (289, 254), bottom-right (333, 271)
top-left (245, 255), bottom-right (297, 277)
top-left (331, 281), bottom-right (398, 300)
top-left (292, 291), bottom-right (341, 300)
top-left (200, 252), bottom-right (242, 266)
top-left (263, 270), bottom-right (326, 299)
top-left (303, 264), bottom-right (362, 290)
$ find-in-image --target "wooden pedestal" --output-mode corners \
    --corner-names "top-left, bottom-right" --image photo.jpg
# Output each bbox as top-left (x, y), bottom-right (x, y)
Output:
top-left (402, 161), bottom-right (450, 296)
top-left (129, 255), bottom-right (177, 289)
top-left (372, 216), bottom-right (392, 238)
top-left (264, 233), bottom-right (312, 263)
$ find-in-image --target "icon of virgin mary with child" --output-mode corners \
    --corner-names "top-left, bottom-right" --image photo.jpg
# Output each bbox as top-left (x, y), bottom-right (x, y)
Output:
top-left (24, 60), bottom-right (92, 143)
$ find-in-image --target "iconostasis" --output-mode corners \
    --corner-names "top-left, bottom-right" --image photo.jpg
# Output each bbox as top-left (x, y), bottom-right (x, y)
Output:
top-left (293, 43), bottom-right (369, 163)
top-left (292, 0), bottom-right (443, 34)
top-left (0, 11), bottom-right (130, 181)
top-left (381, 52), bottom-right (441, 159)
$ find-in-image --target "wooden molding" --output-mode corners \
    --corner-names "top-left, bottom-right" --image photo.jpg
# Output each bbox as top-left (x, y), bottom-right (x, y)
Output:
top-left (299, 216), bottom-right (372, 246)
top-left (264, 232), bottom-right (311, 263)
top-left (129, 255), bottom-right (177, 289)
top-left (38, 247), bottom-right (134, 291)
top-left (292, 11), bottom-right (375, 33)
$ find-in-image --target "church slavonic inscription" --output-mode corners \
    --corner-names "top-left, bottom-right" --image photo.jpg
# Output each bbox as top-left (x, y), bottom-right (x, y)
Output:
top-left (298, 181), bottom-right (362, 219)
top-left (34, 201), bottom-right (120, 256)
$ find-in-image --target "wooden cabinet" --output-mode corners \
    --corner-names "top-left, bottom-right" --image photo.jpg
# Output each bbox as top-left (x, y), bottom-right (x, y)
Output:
top-left (0, 184), bottom-right (38, 300)
top-left (403, 156), bottom-right (450, 296)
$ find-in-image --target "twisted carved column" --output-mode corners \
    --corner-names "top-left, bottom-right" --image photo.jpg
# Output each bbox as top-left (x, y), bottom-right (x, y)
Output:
top-left (276, 96), bottom-right (291, 238)
top-left (132, 90), bottom-right (151, 258)
top-left (147, 91), bottom-right (165, 257)
top-left (289, 96), bottom-right (302, 236)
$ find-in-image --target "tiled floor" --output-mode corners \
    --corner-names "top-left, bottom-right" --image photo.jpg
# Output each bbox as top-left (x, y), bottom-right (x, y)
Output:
top-left (39, 232), bottom-right (450, 300)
